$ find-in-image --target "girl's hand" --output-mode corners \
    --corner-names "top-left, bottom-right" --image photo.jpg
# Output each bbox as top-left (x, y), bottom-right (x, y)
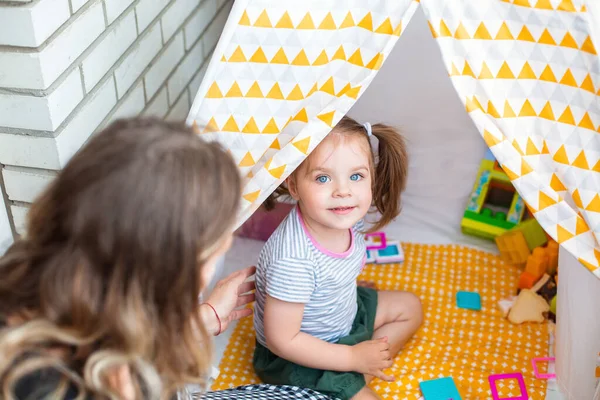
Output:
top-left (350, 337), bottom-right (394, 382)
top-left (357, 280), bottom-right (377, 290)
top-left (201, 266), bottom-right (256, 335)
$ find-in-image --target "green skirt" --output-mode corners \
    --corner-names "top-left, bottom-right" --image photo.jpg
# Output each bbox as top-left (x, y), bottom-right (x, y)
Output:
top-left (252, 286), bottom-right (378, 400)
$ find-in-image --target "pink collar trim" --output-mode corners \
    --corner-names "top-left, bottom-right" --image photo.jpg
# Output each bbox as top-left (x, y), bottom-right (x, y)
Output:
top-left (296, 205), bottom-right (354, 258)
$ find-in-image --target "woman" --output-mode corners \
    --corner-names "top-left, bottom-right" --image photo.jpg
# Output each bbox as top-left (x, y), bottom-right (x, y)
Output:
top-left (0, 118), bottom-right (332, 400)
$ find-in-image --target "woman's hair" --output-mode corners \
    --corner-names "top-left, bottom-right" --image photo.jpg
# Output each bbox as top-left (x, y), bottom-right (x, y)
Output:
top-left (0, 118), bottom-right (241, 399)
top-left (264, 115), bottom-right (408, 232)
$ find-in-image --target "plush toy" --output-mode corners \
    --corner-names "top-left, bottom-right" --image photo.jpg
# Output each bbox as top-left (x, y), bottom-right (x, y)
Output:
top-left (508, 289), bottom-right (549, 324)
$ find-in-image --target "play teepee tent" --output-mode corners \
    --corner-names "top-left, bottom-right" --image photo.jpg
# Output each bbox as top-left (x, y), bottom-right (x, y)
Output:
top-left (187, 0), bottom-right (600, 397)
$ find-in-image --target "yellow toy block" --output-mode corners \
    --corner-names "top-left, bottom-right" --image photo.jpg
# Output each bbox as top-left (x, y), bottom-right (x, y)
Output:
top-left (525, 247), bottom-right (549, 279)
top-left (546, 239), bottom-right (559, 275)
top-left (496, 230), bottom-right (530, 265)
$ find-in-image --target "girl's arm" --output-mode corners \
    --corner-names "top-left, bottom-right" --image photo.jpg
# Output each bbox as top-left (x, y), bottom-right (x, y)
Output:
top-left (264, 295), bottom-right (393, 378)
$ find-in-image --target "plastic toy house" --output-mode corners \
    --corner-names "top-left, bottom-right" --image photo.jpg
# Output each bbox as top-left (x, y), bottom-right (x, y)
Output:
top-left (461, 149), bottom-right (528, 240)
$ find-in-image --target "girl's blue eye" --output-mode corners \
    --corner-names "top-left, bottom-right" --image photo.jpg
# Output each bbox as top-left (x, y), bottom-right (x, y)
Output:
top-left (317, 175), bottom-right (330, 183)
top-left (350, 173), bottom-right (362, 181)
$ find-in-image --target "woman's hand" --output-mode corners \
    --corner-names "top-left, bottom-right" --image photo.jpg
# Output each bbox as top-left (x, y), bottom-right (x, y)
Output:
top-left (201, 266), bottom-right (256, 335)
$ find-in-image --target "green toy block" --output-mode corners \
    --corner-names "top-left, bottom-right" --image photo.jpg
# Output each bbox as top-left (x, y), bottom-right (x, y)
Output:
top-left (514, 218), bottom-right (548, 251)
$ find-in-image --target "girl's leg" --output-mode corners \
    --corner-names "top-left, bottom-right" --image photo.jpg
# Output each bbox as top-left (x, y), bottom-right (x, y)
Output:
top-left (351, 386), bottom-right (380, 400)
top-left (372, 291), bottom-right (423, 354)
top-left (365, 291), bottom-right (423, 384)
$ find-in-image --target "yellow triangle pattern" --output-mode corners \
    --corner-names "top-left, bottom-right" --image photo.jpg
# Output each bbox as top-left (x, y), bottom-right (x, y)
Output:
top-left (239, 152), bottom-right (255, 167)
top-left (240, 10), bottom-right (406, 37)
top-left (243, 190), bottom-right (260, 203)
top-left (293, 137), bottom-right (311, 154)
top-left (242, 117), bottom-right (260, 134)
top-left (502, 0), bottom-right (577, 12)
top-left (317, 111), bottom-right (336, 127)
top-left (211, 6), bottom-right (600, 275)
top-left (262, 118), bottom-right (280, 134)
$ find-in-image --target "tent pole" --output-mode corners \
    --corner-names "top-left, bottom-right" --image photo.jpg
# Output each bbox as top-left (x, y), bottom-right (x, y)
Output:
top-left (555, 247), bottom-right (600, 400)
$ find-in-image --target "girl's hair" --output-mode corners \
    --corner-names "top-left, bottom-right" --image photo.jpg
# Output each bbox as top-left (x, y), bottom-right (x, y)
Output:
top-left (0, 118), bottom-right (241, 399)
top-left (265, 115), bottom-right (408, 232)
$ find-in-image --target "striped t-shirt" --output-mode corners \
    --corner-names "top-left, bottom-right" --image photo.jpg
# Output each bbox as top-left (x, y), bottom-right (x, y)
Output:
top-left (253, 206), bottom-right (366, 347)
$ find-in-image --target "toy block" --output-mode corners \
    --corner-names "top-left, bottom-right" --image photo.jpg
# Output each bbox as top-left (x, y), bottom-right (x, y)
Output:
top-left (546, 240), bottom-right (558, 275)
top-left (420, 376), bottom-right (462, 400)
top-left (488, 373), bottom-right (528, 400)
top-left (532, 357), bottom-right (556, 379)
top-left (365, 231), bottom-right (387, 250)
top-left (461, 149), bottom-right (526, 240)
top-left (518, 271), bottom-right (538, 290)
top-left (518, 219), bottom-right (548, 250)
top-left (525, 247), bottom-right (548, 279)
top-left (496, 229), bottom-right (530, 265)
top-left (366, 240), bottom-right (404, 264)
top-left (365, 249), bottom-right (376, 263)
top-left (456, 291), bottom-right (481, 311)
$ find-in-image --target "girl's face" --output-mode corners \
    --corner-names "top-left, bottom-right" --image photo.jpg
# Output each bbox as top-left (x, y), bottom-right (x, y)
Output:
top-left (288, 133), bottom-right (372, 232)
top-left (200, 233), bottom-right (233, 291)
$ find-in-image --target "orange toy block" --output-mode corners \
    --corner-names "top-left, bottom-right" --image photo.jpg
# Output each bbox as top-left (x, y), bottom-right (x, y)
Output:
top-left (518, 271), bottom-right (539, 289)
top-left (546, 240), bottom-right (559, 275)
top-left (525, 247), bottom-right (549, 279)
top-left (496, 230), bottom-right (530, 265)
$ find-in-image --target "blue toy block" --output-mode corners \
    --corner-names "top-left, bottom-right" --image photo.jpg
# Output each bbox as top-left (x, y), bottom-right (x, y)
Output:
top-left (365, 249), bottom-right (376, 263)
top-left (420, 376), bottom-right (462, 400)
top-left (456, 291), bottom-right (481, 311)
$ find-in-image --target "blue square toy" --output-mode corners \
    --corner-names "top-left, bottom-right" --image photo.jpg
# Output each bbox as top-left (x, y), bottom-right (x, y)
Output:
top-left (420, 376), bottom-right (462, 400)
top-left (456, 291), bottom-right (481, 311)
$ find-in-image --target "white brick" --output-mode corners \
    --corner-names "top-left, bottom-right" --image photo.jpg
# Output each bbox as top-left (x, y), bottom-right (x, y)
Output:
top-left (0, 132), bottom-right (60, 170)
top-left (188, 60), bottom-right (208, 100)
top-left (108, 81), bottom-right (145, 123)
top-left (56, 77), bottom-right (117, 166)
top-left (0, 2), bottom-right (105, 90)
top-left (3, 167), bottom-right (56, 203)
top-left (167, 37), bottom-right (202, 102)
top-left (144, 32), bottom-right (185, 98)
top-left (161, 0), bottom-right (199, 42)
top-left (0, 69), bottom-right (83, 131)
top-left (183, 0), bottom-right (216, 50)
top-left (135, 0), bottom-right (170, 33)
top-left (143, 87), bottom-right (169, 118)
top-left (0, 0), bottom-right (70, 47)
top-left (0, 190), bottom-right (13, 255)
top-left (82, 11), bottom-right (137, 91)
top-left (38, 2), bottom-right (106, 88)
top-left (166, 90), bottom-right (189, 122)
top-left (201, 2), bottom-right (228, 55)
top-left (70, 0), bottom-right (92, 12)
top-left (10, 205), bottom-right (28, 236)
top-left (114, 22), bottom-right (162, 97)
top-left (104, 0), bottom-right (135, 24)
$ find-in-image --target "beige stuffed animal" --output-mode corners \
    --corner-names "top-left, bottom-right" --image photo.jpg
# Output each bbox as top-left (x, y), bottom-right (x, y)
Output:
top-left (508, 289), bottom-right (549, 324)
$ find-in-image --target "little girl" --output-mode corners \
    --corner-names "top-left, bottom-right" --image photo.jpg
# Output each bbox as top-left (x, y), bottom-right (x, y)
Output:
top-left (252, 116), bottom-right (424, 400)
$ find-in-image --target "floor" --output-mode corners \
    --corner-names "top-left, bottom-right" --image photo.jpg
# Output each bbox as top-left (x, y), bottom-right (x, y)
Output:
top-left (205, 236), bottom-right (567, 399)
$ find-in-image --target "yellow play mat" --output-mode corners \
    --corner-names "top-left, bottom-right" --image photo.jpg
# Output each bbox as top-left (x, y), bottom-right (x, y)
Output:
top-left (212, 243), bottom-right (549, 399)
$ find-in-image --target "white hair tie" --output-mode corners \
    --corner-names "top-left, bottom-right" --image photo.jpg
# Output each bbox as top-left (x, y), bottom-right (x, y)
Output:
top-left (363, 122), bottom-right (372, 137)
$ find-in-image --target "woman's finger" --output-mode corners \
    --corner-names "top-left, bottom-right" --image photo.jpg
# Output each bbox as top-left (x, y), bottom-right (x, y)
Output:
top-left (237, 281), bottom-right (256, 295)
top-left (232, 266), bottom-right (256, 283)
top-left (229, 307), bottom-right (253, 321)
top-left (236, 293), bottom-right (255, 308)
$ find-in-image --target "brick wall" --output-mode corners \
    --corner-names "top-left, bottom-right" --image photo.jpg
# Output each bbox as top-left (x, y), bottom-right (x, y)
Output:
top-left (0, 0), bottom-right (232, 244)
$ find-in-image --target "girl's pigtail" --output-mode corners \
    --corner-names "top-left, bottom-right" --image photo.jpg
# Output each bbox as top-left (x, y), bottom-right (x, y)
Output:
top-left (370, 124), bottom-right (408, 232)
